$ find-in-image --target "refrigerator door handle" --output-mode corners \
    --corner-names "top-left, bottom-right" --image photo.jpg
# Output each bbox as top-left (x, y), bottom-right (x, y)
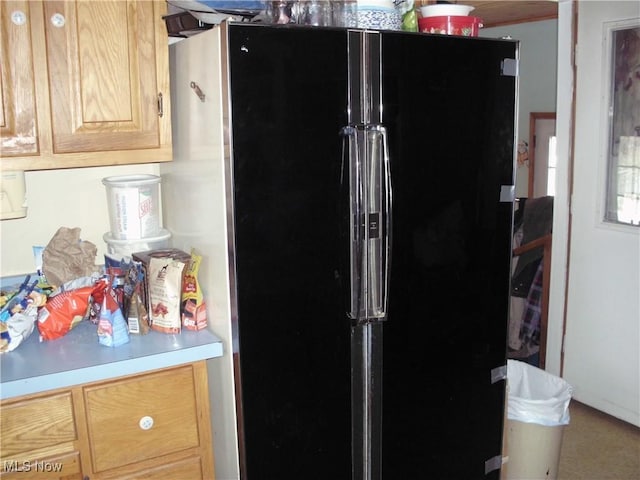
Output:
top-left (341, 124), bottom-right (392, 325)
top-left (341, 125), bottom-right (364, 324)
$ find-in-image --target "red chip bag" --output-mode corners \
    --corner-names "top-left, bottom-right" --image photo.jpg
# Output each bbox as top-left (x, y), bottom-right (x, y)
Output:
top-left (37, 281), bottom-right (107, 341)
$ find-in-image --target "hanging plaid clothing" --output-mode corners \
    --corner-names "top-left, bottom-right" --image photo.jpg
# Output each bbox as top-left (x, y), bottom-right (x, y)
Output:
top-left (519, 260), bottom-right (543, 347)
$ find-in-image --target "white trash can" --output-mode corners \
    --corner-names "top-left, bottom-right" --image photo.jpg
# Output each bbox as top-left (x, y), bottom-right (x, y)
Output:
top-left (504, 360), bottom-right (573, 480)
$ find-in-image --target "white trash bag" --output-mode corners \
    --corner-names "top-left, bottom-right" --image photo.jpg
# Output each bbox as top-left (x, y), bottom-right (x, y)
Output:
top-left (507, 359), bottom-right (573, 426)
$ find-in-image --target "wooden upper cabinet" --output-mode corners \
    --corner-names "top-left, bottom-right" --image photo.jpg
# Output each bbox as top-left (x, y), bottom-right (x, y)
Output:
top-left (1, 1), bottom-right (40, 157)
top-left (44, 0), bottom-right (163, 154)
top-left (1, 0), bottom-right (172, 171)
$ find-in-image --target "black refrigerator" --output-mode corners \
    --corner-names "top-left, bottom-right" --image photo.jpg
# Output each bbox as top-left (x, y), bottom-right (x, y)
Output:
top-left (166, 21), bottom-right (518, 480)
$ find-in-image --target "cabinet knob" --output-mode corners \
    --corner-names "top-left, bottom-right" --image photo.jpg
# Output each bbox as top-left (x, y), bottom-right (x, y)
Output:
top-left (50, 13), bottom-right (65, 28)
top-left (139, 415), bottom-right (154, 430)
top-left (11, 10), bottom-right (27, 26)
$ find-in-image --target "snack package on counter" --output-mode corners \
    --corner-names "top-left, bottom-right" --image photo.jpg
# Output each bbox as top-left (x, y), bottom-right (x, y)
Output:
top-left (123, 259), bottom-right (150, 335)
top-left (148, 256), bottom-right (187, 334)
top-left (97, 286), bottom-right (130, 347)
top-left (0, 274), bottom-right (52, 352)
top-left (106, 254), bottom-right (150, 335)
top-left (181, 250), bottom-right (207, 331)
top-left (132, 249), bottom-right (191, 316)
top-left (127, 288), bottom-right (150, 335)
top-left (0, 275), bottom-right (39, 322)
top-left (37, 280), bottom-right (107, 341)
top-left (51, 273), bottom-right (103, 296)
top-left (0, 306), bottom-right (37, 353)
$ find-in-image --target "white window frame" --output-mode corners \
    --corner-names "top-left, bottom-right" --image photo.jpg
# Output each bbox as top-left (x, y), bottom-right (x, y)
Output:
top-left (599, 18), bottom-right (640, 228)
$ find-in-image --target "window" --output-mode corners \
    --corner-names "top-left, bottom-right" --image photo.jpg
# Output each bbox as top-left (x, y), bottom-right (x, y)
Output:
top-left (605, 23), bottom-right (640, 226)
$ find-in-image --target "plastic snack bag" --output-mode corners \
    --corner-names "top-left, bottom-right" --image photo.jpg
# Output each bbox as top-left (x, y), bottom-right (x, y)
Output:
top-left (38, 281), bottom-right (107, 341)
top-left (0, 308), bottom-right (37, 353)
top-left (182, 250), bottom-right (207, 331)
top-left (97, 286), bottom-right (130, 347)
top-left (148, 257), bottom-right (186, 334)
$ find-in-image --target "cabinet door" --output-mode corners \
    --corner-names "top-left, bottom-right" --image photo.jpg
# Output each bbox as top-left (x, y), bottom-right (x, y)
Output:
top-left (0, 1), bottom-right (39, 156)
top-left (42, 0), bottom-right (164, 154)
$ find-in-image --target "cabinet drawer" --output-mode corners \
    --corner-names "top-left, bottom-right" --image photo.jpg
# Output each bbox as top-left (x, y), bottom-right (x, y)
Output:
top-left (84, 365), bottom-right (201, 473)
top-left (0, 451), bottom-right (82, 480)
top-left (117, 456), bottom-right (204, 480)
top-left (0, 392), bottom-right (76, 458)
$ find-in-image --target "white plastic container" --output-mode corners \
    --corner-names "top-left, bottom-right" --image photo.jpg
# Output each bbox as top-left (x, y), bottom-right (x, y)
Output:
top-left (103, 229), bottom-right (171, 259)
top-left (419, 4), bottom-right (475, 18)
top-left (102, 175), bottom-right (161, 240)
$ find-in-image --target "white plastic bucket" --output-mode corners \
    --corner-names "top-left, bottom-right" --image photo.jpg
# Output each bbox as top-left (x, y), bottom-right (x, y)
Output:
top-left (103, 228), bottom-right (171, 259)
top-left (102, 175), bottom-right (161, 240)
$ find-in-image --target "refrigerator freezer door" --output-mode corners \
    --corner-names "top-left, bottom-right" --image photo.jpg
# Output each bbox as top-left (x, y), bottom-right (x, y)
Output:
top-left (379, 32), bottom-right (517, 479)
top-left (227, 24), bottom-right (352, 480)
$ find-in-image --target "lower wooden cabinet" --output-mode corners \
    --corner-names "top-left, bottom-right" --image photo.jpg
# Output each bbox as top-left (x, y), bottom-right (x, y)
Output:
top-left (0, 361), bottom-right (215, 480)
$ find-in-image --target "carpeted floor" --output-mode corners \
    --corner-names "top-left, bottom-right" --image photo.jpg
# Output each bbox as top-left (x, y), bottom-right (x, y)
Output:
top-left (558, 401), bottom-right (640, 479)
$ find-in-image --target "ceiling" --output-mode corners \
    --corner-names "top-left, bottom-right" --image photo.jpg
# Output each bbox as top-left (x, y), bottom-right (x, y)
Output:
top-left (415, 1), bottom-right (559, 28)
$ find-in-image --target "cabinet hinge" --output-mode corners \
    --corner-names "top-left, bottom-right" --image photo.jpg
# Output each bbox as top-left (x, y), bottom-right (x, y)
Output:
top-left (500, 185), bottom-right (515, 203)
top-left (485, 454), bottom-right (504, 475)
top-left (501, 58), bottom-right (519, 77)
top-left (491, 364), bottom-right (508, 383)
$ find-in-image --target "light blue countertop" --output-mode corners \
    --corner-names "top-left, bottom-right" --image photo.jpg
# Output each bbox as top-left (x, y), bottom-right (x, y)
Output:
top-left (0, 274), bottom-right (223, 400)
top-left (0, 272), bottom-right (223, 399)
top-left (0, 319), bottom-right (223, 400)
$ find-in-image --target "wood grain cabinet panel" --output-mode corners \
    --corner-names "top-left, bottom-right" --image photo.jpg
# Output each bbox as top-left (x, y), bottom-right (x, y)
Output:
top-left (115, 456), bottom-right (204, 480)
top-left (0, 451), bottom-right (83, 480)
top-left (0, 0), bottom-right (172, 171)
top-left (0, 392), bottom-right (76, 458)
top-left (0, 362), bottom-right (215, 480)
top-left (43, 1), bottom-right (164, 154)
top-left (0, 1), bottom-right (40, 157)
top-left (84, 366), bottom-right (200, 473)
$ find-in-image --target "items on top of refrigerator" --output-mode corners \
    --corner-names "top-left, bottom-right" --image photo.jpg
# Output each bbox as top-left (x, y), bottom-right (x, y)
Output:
top-left (416, 2), bottom-right (481, 36)
top-left (418, 14), bottom-right (482, 36)
top-left (418, 3), bottom-right (475, 18)
top-left (165, 0), bottom-right (418, 32)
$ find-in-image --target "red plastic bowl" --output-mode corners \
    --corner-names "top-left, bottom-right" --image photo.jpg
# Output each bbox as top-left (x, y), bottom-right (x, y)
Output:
top-left (418, 15), bottom-right (483, 37)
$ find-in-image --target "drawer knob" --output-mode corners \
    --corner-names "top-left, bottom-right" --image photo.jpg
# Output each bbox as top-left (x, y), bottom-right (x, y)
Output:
top-left (139, 415), bottom-right (154, 430)
top-left (50, 12), bottom-right (65, 28)
top-left (11, 10), bottom-right (27, 26)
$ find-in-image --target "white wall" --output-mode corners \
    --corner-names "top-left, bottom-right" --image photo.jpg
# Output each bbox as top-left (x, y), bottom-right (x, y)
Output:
top-left (481, 19), bottom-right (558, 197)
top-left (0, 163), bottom-right (160, 277)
